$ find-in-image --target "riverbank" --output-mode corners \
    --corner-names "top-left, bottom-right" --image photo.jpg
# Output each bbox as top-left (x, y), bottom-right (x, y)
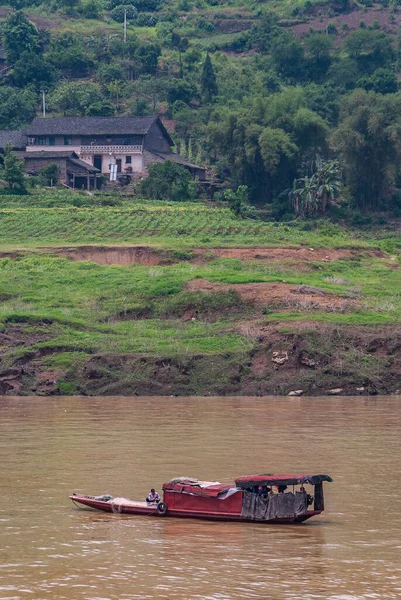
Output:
top-left (0, 190), bottom-right (400, 396)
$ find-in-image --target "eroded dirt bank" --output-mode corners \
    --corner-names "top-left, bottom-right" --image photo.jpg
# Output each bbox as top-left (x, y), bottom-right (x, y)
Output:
top-left (1, 243), bottom-right (398, 397)
top-left (1, 322), bottom-right (400, 397)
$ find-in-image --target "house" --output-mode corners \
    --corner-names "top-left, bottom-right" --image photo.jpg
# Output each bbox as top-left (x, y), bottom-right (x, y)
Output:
top-left (0, 116), bottom-right (206, 189)
top-left (23, 116), bottom-right (206, 187)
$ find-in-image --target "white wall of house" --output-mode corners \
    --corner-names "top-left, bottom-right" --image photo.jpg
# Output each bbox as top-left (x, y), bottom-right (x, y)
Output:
top-left (80, 153), bottom-right (143, 174)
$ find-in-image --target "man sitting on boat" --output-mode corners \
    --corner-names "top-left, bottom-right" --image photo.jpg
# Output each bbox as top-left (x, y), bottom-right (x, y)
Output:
top-left (146, 488), bottom-right (161, 503)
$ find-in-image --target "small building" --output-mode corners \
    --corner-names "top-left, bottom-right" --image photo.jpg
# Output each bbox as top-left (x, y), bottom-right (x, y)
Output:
top-left (17, 151), bottom-right (101, 190)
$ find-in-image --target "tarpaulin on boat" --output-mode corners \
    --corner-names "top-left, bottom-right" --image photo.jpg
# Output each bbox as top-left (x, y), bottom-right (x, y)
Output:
top-left (241, 491), bottom-right (308, 520)
top-left (235, 474), bottom-right (332, 488)
top-left (163, 478), bottom-right (234, 497)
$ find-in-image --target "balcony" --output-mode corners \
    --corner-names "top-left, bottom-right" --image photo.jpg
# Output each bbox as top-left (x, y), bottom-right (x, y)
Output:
top-left (79, 144), bottom-right (143, 155)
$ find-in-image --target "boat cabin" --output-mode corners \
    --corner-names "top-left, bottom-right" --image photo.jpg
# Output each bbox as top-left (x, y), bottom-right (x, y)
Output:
top-left (162, 473), bottom-right (332, 523)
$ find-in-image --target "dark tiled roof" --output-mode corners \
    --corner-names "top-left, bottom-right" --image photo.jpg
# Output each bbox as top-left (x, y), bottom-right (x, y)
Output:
top-left (0, 130), bottom-right (27, 149)
top-left (19, 151), bottom-right (77, 159)
top-left (149, 150), bottom-right (205, 171)
top-left (68, 158), bottom-right (100, 173)
top-left (26, 116), bottom-right (159, 136)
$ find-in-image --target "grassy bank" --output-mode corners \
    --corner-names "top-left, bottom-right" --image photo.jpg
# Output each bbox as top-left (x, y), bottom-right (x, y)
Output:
top-left (0, 190), bottom-right (400, 396)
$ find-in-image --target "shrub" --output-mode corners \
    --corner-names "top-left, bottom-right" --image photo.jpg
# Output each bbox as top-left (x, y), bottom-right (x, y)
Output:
top-left (141, 160), bottom-right (197, 201)
top-left (136, 12), bottom-right (158, 25)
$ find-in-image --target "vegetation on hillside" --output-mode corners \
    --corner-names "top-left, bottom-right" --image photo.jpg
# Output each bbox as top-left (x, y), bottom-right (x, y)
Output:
top-left (2, 2), bottom-right (401, 213)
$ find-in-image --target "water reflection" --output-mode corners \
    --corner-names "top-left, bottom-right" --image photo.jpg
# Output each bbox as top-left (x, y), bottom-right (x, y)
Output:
top-left (1, 396), bottom-right (401, 599)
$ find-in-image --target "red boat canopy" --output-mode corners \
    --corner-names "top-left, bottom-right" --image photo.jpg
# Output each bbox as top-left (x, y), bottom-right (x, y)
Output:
top-left (163, 478), bottom-right (234, 498)
top-left (235, 474), bottom-right (333, 488)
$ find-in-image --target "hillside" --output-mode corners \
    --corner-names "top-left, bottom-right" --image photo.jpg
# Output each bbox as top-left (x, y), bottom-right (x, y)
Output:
top-left (2, 1), bottom-right (401, 211)
top-left (0, 190), bottom-right (400, 396)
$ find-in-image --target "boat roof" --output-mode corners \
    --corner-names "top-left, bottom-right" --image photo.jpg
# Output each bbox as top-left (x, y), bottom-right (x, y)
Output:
top-left (163, 478), bottom-right (233, 498)
top-left (235, 474), bottom-right (333, 488)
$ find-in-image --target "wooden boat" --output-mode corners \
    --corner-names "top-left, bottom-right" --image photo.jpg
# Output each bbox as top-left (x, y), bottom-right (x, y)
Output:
top-left (70, 473), bottom-right (332, 524)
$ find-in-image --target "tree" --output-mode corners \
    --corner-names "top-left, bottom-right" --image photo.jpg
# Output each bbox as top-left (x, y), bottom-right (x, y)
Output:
top-left (133, 74), bottom-right (168, 111)
top-left (305, 33), bottom-right (332, 80)
top-left (10, 52), bottom-right (57, 91)
top-left (110, 4), bottom-right (138, 22)
top-left (332, 90), bottom-right (401, 209)
top-left (170, 32), bottom-right (189, 77)
top-left (259, 127), bottom-right (298, 173)
top-left (1, 11), bottom-right (40, 64)
top-left (270, 30), bottom-right (305, 80)
top-left (135, 42), bottom-right (161, 74)
top-left (343, 30), bottom-right (395, 75)
top-left (141, 161), bottom-right (196, 201)
top-left (167, 79), bottom-right (197, 106)
top-left (38, 164), bottom-right (58, 187)
top-left (48, 81), bottom-right (104, 115)
top-left (358, 68), bottom-right (398, 94)
top-left (0, 144), bottom-right (27, 193)
top-left (48, 33), bottom-right (95, 77)
top-left (313, 158), bottom-right (342, 212)
top-left (288, 158), bottom-right (342, 216)
top-left (201, 53), bottom-right (218, 102)
top-left (0, 87), bottom-right (36, 129)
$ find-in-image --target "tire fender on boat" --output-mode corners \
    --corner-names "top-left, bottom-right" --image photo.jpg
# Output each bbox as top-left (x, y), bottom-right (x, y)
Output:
top-left (157, 502), bottom-right (168, 516)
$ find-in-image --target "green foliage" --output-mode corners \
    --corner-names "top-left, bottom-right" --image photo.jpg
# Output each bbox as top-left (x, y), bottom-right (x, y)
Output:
top-left (0, 87), bottom-right (36, 129)
top-left (1, 11), bottom-right (40, 64)
top-left (332, 90), bottom-right (401, 209)
top-left (167, 79), bottom-right (197, 105)
top-left (38, 164), bottom-right (59, 187)
top-left (201, 53), bottom-right (218, 102)
top-left (259, 128), bottom-right (298, 172)
top-left (289, 157), bottom-right (342, 216)
top-left (110, 4), bottom-right (138, 22)
top-left (0, 144), bottom-right (27, 194)
top-left (141, 160), bottom-right (197, 201)
top-left (48, 81), bottom-right (105, 116)
top-left (343, 29), bottom-right (395, 75)
top-left (9, 52), bottom-right (57, 91)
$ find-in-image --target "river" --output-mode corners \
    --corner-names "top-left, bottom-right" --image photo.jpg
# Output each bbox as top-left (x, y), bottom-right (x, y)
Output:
top-left (0, 396), bottom-right (400, 600)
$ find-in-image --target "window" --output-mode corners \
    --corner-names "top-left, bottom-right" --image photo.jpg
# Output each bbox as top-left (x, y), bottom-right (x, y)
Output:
top-left (125, 156), bottom-right (132, 164)
top-left (49, 137), bottom-right (55, 146)
top-left (38, 136), bottom-right (46, 145)
top-left (64, 137), bottom-right (72, 146)
top-left (123, 138), bottom-right (132, 146)
top-left (27, 137), bottom-right (35, 146)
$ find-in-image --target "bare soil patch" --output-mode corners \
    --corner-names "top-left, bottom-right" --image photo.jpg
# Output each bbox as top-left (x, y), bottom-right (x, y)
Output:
top-left (291, 7), bottom-right (401, 40)
top-left (41, 245), bottom-right (177, 266)
top-left (185, 278), bottom-right (357, 309)
top-left (192, 246), bottom-right (384, 264)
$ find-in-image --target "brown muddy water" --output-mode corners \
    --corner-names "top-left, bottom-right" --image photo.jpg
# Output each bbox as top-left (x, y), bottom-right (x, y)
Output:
top-left (0, 396), bottom-right (400, 600)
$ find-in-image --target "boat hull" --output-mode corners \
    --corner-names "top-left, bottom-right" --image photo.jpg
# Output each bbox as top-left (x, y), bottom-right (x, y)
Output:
top-left (69, 495), bottom-right (321, 524)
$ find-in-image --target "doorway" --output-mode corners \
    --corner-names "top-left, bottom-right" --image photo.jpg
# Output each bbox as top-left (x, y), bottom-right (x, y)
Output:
top-left (94, 155), bottom-right (102, 170)
top-left (116, 159), bottom-right (122, 173)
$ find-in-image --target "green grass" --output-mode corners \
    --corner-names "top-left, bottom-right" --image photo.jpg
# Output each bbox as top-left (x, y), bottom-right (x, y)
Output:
top-left (0, 190), bottom-right (400, 386)
top-left (0, 191), bottom-right (382, 250)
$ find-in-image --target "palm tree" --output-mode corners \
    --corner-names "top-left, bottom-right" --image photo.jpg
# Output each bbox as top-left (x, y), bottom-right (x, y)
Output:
top-left (289, 175), bottom-right (319, 216)
top-left (288, 158), bottom-right (342, 216)
top-left (313, 159), bottom-right (342, 213)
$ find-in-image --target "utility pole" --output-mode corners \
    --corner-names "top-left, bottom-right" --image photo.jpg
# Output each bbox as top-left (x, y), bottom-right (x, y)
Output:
top-left (41, 89), bottom-right (46, 117)
top-left (124, 8), bottom-right (127, 44)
